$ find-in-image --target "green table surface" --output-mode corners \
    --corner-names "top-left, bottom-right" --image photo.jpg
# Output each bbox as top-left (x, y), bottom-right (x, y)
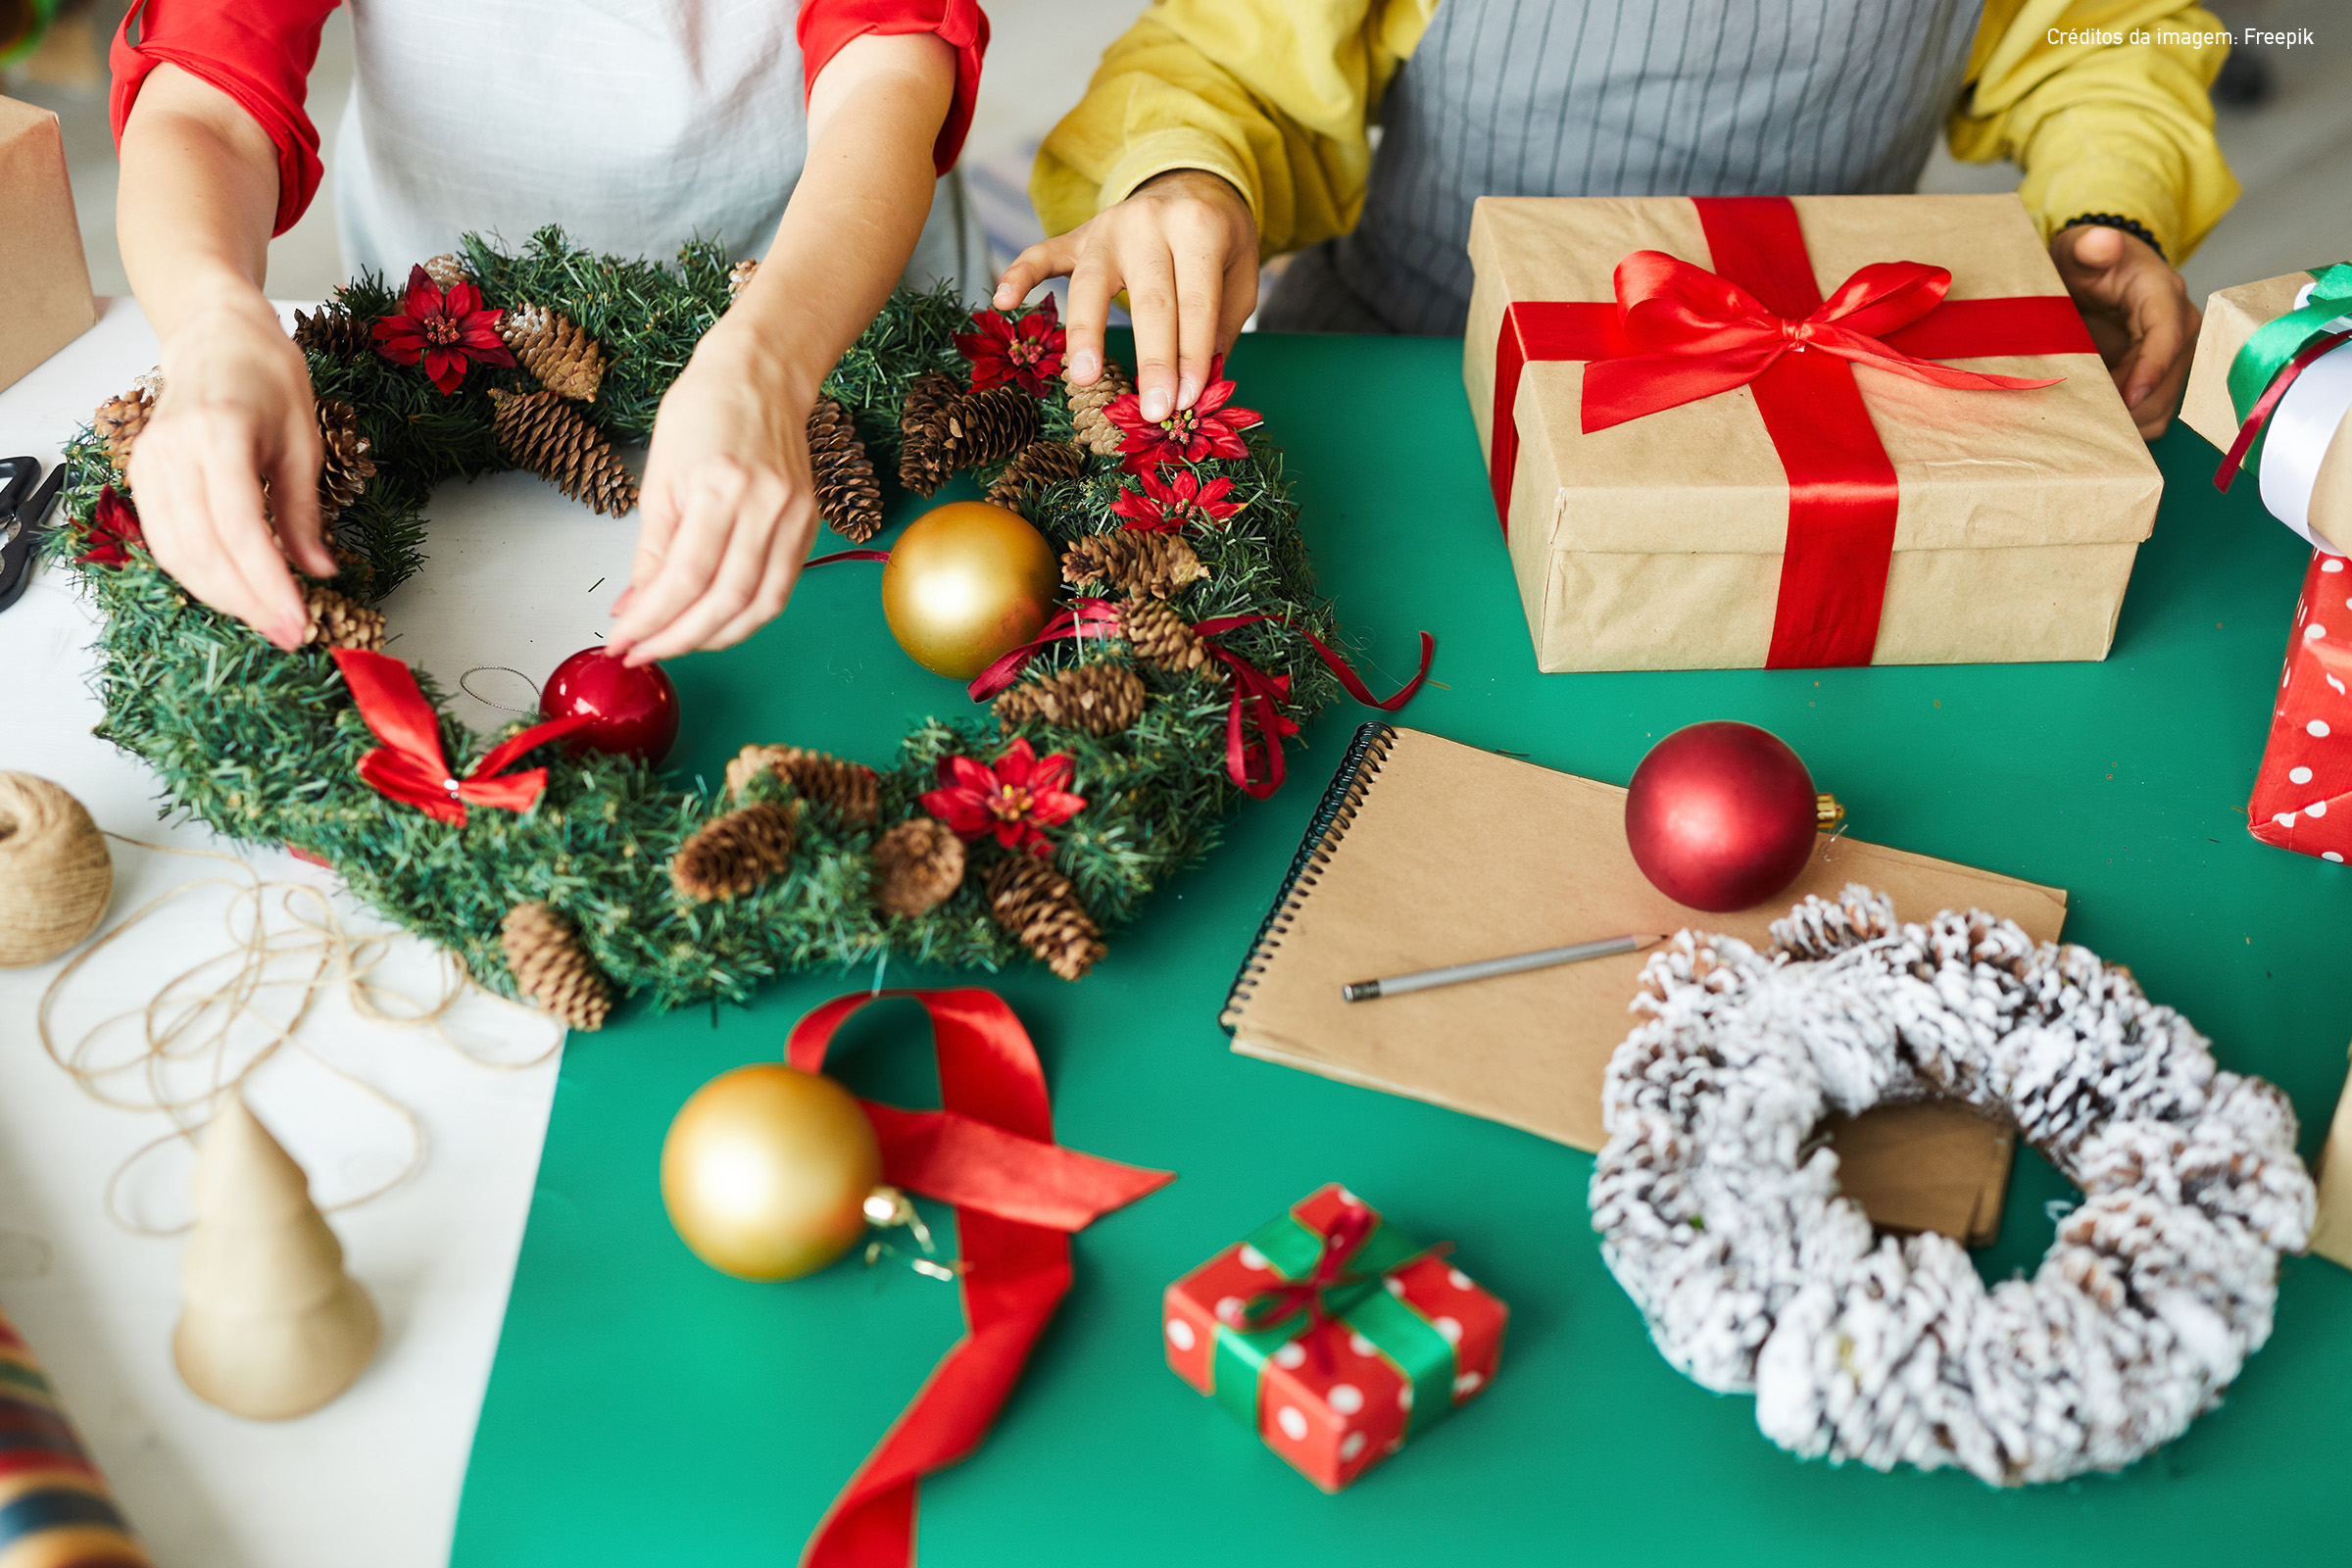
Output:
top-left (453, 331), bottom-right (2352, 1567)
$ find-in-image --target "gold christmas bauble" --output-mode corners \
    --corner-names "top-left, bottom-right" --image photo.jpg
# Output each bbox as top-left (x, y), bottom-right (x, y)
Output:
top-left (880, 501), bottom-right (1061, 679)
top-left (660, 1063), bottom-right (881, 1282)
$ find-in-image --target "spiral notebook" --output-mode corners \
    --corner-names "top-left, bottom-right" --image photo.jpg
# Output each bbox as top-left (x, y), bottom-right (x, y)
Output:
top-left (1221, 724), bottom-right (2070, 1244)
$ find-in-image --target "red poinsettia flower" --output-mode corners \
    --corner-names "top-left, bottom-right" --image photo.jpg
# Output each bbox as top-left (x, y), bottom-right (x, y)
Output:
top-left (77, 485), bottom-right (145, 566)
top-left (372, 264), bottom-right (515, 395)
top-left (956, 297), bottom-right (1066, 397)
top-left (1105, 356), bottom-right (1261, 472)
top-left (918, 738), bottom-right (1087, 857)
top-left (1109, 466), bottom-right (1245, 534)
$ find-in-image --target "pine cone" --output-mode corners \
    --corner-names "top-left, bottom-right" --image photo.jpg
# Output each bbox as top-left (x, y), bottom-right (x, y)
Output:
top-left (871, 818), bottom-right (966, 917)
top-left (329, 547), bottom-right (378, 601)
top-left (487, 388), bottom-right (639, 515)
top-left (501, 902), bottom-right (613, 1031)
top-left (669, 800), bottom-right (801, 902)
top-left (994, 663), bottom-right (1147, 736)
top-left (315, 398), bottom-right (377, 524)
top-left (297, 581), bottom-right (385, 652)
top-left (808, 396), bottom-right (883, 543)
top-left (727, 258), bottom-right (760, 301)
top-left (1061, 532), bottom-right (1207, 600)
top-left (987, 857), bottom-right (1105, 981)
top-left (1066, 360), bottom-right (1134, 457)
top-left (500, 303), bottom-right (609, 402)
top-left (92, 383), bottom-right (156, 469)
top-left (723, 743), bottom-right (879, 824)
top-left (422, 253), bottom-right (470, 291)
top-left (1122, 599), bottom-right (1211, 673)
top-left (985, 439), bottom-right (1089, 509)
top-left (292, 308), bottom-right (374, 363)
top-left (898, 371), bottom-right (960, 497)
top-left (938, 385), bottom-right (1041, 471)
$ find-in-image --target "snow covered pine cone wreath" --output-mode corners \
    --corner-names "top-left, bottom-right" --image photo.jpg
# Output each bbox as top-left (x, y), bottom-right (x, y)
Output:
top-left (60, 230), bottom-right (1387, 1025)
top-left (1590, 886), bottom-right (2314, 1484)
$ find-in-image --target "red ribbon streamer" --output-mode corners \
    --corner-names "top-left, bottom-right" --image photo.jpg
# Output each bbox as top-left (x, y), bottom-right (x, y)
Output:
top-left (964, 599), bottom-right (1125, 701)
top-left (1191, 613), bottom-right (1433, 799)
top-left (2215, 328), bottom-right (2352, 494)
top-left (328, 647), bottom-right (591, 825)
top-left (807, 548), bottom-right (894, 567)
top-left (789, 988), bottom-right (1173, 1568)
top-left (1486, 195), bottom-right (2095, 668)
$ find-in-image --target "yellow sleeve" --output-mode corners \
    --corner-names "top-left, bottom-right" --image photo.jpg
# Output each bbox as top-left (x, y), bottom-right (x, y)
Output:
top-left (1030, 0), bottom-right (1438, 259)
top-left (1948, 0), bottom-right (2237, 262)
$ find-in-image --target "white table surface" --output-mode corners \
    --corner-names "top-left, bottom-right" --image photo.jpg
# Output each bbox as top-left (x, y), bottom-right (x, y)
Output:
top-left (0, 300), bottom-right (650, 1568)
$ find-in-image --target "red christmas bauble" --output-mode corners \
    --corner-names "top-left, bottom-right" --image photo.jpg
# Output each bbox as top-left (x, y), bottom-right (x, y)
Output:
top-left (1624, 721), bottom-right (1820, 912)
top-left (540, 647), bottom-right (681, 766)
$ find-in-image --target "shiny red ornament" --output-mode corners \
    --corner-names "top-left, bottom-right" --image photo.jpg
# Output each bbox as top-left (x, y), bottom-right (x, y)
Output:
top-left (1624, 721), bottom-right (1821, 912)
top-left (539, 647), bottom-right (681, 766)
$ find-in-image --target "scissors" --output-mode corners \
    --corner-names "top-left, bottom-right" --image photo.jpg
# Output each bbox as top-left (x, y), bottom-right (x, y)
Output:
top-left (0, 456), bottom-right (67, 612)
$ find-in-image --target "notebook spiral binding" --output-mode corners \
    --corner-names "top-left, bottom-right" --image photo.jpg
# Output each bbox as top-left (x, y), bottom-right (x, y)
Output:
top-left (1219, 721), bottom-right (1400, 1032)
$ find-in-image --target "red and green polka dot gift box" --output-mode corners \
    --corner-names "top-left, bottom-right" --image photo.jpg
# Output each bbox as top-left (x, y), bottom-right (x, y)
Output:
top-left (1161, 1184), bottom-right (1507, 1492)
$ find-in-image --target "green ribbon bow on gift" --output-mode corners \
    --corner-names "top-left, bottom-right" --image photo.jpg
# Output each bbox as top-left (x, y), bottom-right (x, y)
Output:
top-left (2217, 262), bottom-right (2352, 493)
top-left (1208, 1200), bottom-right (1458, 1438)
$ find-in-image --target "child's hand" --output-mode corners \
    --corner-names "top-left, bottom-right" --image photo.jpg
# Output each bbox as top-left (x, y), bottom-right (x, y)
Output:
top-left (994, 168), bottom-right (1258, 423)
top-left (129, 291), bottom-right (333, 648)
top-left (2050, 223), bottom-right (2198, 440)
top-left (610, 321), bottom-right (819, 664)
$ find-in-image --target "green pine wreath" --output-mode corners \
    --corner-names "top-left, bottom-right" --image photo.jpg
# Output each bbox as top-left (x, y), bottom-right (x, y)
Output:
top-left (55, 228), bottom-right (1385, 1021)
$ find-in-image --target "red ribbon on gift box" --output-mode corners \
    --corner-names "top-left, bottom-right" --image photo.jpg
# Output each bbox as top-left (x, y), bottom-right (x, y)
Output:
top-left (1486, 196), bottom-right (2096, 668)
top-left (790, 989), bottom-right (1172, 1568)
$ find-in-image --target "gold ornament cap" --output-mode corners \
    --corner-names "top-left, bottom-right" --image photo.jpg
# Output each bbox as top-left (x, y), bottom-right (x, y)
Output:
top-left (1816, 793), bottom-right (1845, 829)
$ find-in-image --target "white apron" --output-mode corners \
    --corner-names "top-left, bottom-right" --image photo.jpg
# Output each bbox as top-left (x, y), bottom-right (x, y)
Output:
top-left (331, 0), bottom-right (984, 294)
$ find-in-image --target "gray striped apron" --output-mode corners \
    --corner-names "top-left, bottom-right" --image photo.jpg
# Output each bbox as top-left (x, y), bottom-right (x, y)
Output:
top-left (1261, 0), bottom-right (1984, 335)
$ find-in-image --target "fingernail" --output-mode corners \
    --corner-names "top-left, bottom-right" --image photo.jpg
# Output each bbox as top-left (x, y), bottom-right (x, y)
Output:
top-left (1176, 376), bottom-right (1200, 411)
top-left (1142, 388), bottom-right (1171, 421)
top-left (1070, 349), bottom-right (1100, 382)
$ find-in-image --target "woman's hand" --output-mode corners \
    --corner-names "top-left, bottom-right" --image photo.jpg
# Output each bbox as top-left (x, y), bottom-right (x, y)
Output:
top-left (608, 320), bottom-right (819, 665)
top-left (2050, 223), bottom-right (2198, 440)
top-left (994, 168), bottom-right (1258, 423)
top-left (128, 288), bottom-right (332, 649)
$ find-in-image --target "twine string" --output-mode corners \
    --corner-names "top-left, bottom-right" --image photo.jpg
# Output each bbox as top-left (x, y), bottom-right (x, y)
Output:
top-left (37, 836), bottom-right (561, 1237)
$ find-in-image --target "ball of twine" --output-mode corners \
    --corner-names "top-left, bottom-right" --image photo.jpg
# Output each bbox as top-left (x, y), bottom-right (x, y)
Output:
top-left (0, 773), bottom-right (113, 966)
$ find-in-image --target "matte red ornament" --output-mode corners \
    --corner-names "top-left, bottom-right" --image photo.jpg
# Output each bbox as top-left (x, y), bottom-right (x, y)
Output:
top-left (1625, 721), bottom-right (1822, 912)
top-left (540, 647), bottom-right (680, 766)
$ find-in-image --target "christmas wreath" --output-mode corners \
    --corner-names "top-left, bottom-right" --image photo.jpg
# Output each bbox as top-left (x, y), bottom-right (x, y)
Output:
top-left (1590, 886), bottom-right (2314, 1484)
top-left (60, 230), bottom-right (1425, 1025)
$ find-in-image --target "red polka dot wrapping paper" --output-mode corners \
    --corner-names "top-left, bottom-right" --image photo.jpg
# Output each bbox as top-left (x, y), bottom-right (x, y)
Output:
top-left (2250, 551), bottom-right (2352, 862)
top-left (1161, 1184), bottom-right (1507, 1493)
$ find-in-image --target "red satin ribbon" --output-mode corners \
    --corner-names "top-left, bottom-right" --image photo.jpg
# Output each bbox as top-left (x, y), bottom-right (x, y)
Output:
top-left (2215, 328), bottom-right (2352, 493)
top-left (1487, 195), bottom-right (2095, 668)
top-left (328, 647), bottom-right (591, 825)
top-left (1190, 613), bottom-right (1434, 800)
top-left (964, 599), bottom-right (1124, 701)
top-left (790, 988), bottom-right (1173, 1568)
top-left (807, 548), bottom-right (894, 567)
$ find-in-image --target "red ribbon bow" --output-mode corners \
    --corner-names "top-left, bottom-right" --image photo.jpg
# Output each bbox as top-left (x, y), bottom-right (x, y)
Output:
top-left (1190, 613), bottom-right (1432, 800)
top-left (330, 647), bottom-right (591, 825)
top-left (1487, 196), bottom-right (2096, 668)
top-left (1581, 251), bottom-right (2061, 430)
top-left (791, 989), bottom-right (1172, 1568)
top-left (965, 599), bottom-right (1126, 701)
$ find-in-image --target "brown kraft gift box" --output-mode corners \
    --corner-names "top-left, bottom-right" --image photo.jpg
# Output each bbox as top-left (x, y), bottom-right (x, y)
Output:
top-left (2179, 270), bottom-right (2352, 555)
top-left (1463, 193), bottom-right (2160, 673)
top-left (0, 94), bottom-right (98, 395)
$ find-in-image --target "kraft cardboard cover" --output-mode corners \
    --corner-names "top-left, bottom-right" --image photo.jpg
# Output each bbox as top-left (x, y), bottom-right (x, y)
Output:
top-left (0, 96), bottom-right (96, 394)
top-left (1462, 193), bottom-right (2160, 672)
top-left (1224, 726), bottom-right (2072, 1245)
top-left (2180, 270), bottom-right (2352, 555)
top-left (2310, 1050), bottom-right (2352, 1272)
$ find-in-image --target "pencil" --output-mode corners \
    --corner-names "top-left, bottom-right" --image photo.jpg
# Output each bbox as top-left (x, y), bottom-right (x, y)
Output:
top-left (1340, 933), bottom-right (1665, 1003)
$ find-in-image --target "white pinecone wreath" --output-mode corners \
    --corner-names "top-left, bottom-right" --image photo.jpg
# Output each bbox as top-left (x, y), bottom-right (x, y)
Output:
top-left (1590, 885), bottom-right (2314, 1485)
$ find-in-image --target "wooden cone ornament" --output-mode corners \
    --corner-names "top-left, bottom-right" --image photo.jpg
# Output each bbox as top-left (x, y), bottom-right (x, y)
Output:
top-left (173, 1094), bottom-right (380, 1420)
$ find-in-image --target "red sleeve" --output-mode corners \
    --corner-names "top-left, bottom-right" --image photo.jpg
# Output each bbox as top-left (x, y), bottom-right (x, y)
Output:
top-left (797, 0), bottom-right (989, 175)
top-left (109, 0), bottom-right (336, 238)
